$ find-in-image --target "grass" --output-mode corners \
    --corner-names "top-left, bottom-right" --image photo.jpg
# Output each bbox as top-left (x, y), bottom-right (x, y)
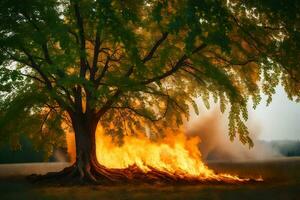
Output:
top-left (1, 157), bottom-right (300, 200)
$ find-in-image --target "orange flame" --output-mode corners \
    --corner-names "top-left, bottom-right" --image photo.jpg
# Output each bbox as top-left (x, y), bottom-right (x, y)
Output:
top-left (66, 131), bottom-right (76, 163)
top-left (66, 124), bottom-right (256, 182)
top-left (96, 126), bottom-right (213, 176)
top-left (95, 126), bottom-right (250, 181)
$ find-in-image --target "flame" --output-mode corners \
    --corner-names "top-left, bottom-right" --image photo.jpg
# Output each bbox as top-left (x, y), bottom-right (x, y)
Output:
top-left (61, 122), bottom-right (76, 163)
top-left (66, 131), bottom-right (76, 163)
top-left (66, 124), bottom-right (256, 182)
top-left (96, 126), bottom-right (212, 176)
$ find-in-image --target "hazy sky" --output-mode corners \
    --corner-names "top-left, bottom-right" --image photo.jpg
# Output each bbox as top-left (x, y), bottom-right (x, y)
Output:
top-left (250, 86), bottom-right (300, 141)
top-left (192, 86), bottom-right (300, 141)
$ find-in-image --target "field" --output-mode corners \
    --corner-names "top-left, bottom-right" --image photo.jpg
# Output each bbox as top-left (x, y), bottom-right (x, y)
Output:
top-left (1, 157), bottom-right (300, 200)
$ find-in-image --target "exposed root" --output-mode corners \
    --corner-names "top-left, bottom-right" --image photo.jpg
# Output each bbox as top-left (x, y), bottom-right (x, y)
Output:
top-left (28, 161), bottom-right (258, 185)
top-left (27, 164), bottom-right (99, 185)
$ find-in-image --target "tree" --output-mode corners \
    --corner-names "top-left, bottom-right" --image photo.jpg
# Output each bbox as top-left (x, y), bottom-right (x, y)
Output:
top-left (0, 0), bottom-right (299, 182)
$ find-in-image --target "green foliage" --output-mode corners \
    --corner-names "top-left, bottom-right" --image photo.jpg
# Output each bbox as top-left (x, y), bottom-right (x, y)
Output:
top-left (0, 0), bottom-right (299, 149)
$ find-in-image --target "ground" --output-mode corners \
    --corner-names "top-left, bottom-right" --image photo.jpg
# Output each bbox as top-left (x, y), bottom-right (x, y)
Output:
top-left (1, 157), bottom-right (300, 200)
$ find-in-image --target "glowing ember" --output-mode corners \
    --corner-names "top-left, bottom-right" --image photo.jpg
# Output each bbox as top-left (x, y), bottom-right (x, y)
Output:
top-left (66, 125), bottom-right (260, 182)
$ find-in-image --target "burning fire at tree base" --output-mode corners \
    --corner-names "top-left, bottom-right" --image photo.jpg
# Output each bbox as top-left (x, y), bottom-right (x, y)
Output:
top-left (66, 125), bottom-right (262, 184)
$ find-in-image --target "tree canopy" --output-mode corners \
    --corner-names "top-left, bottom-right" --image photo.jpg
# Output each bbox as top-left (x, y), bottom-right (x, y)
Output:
top-left (0, 0), bottom-right (299, 155)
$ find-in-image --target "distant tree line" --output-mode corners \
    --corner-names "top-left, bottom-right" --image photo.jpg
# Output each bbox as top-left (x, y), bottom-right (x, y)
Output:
top-left (0, 135), bottom-right (68, 164)
top-left (268, 141), bottom-right (300, 157)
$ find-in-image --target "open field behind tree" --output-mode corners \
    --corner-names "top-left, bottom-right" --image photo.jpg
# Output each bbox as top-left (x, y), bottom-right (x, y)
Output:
top-left (1, 158), bottom-right (300, 200)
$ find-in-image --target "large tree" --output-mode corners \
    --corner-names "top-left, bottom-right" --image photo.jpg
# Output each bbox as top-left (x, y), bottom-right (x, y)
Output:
top-left (0, 0), bottom-right (299, 182)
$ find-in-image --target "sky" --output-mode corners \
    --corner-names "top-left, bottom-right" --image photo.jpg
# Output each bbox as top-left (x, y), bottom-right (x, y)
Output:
top-left (192, 86), bottom-right (300, 141)
top-left (249, 86), bottom-right (300, 141)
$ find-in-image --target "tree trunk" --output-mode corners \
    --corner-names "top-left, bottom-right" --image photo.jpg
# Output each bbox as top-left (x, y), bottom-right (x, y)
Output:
top-left (69, 113), bottom-right (141, 183)
top-left (28, 113), bottom-right (102, 183)
top-left (72, 113), bottom-right (97, 182)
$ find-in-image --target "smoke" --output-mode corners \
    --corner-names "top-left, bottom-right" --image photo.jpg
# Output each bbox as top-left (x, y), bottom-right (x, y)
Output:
top-left (52, 149), bottom-right (68, 162)
top-left (186, 108), bottom-right (282, 161)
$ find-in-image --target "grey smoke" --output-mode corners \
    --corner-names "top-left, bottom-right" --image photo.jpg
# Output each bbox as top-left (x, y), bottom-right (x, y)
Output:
top-left (186, 109), bottom-right (282, 161)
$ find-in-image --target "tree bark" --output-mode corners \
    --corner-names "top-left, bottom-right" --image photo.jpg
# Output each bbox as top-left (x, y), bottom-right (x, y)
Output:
top-left (71, 113), bottom-right (98, 182)
top-left (68, 113), bottom-right (142, 183)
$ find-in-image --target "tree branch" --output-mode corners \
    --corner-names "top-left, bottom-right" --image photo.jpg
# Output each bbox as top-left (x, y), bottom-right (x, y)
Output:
top-left (21, 12), bottom-right (53, 65)
top-left (111, 105), bottom-right (168, 122)
top-left (36, 108), bottom-right (52, 135)
top-left (19, 48), bottom-right (74, 114)
top-left (21, 48), bottom-right (53, 90)
top-left (96, 55), bottom-right (110, 84)
top-left (19, 72), bottom-right (46, 84)
top-left (71, 1), bottom-right (89, 114)
top-left (141, 43), bottom-right (207, 85)
top-left (142, 32), bottom-right (169, 63)
top-left (68, 29), bottom-right (80, 44)
top-left (231, 15), bottom-right (264, 54)
top-left (73, 1), bottom-right (88, 78)
top-left (181, 68), bottom-right (205, 85)
top-left (94, 32), bottom-right (170, 119)
top-left (207, 51), bottom-right (258, 67)
top-left (95, 89), bottom-right (122, 120)
top-left (142, 88), bottom-right (185, 114)
top-left (91, 29), bottom-right (101, 81)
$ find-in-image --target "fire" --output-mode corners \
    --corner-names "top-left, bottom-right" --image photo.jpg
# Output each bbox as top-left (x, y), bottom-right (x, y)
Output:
top-left (66, 131), bottom-right (76, 163)
top-left (96, 126), bottom-right (212, 176)
top-left (95, 126), bottom-right (247, 182)
top-left (66, 124), bottom-right (258, 182)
